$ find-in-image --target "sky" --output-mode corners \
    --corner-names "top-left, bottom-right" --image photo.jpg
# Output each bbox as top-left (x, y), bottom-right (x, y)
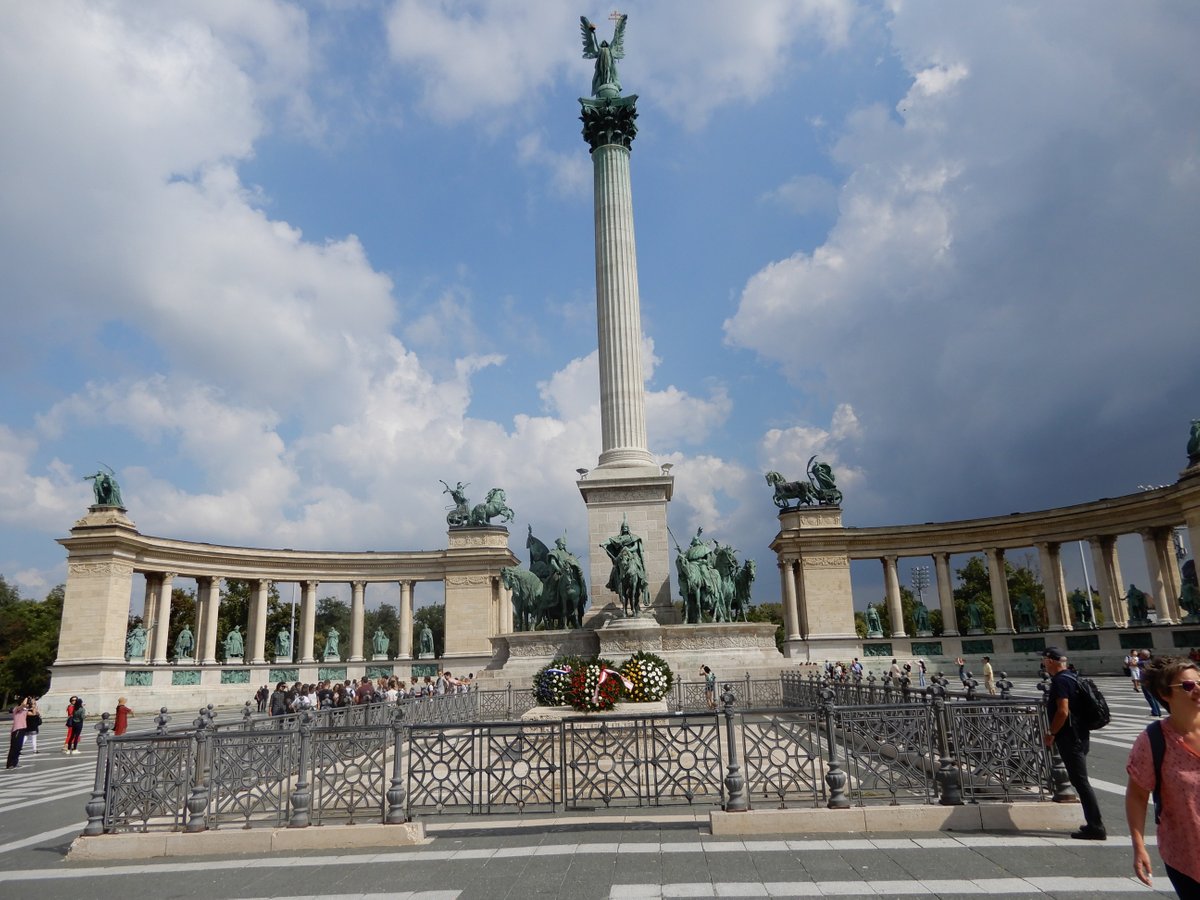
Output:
top-left (1, 1), bottom-right (1197, 615)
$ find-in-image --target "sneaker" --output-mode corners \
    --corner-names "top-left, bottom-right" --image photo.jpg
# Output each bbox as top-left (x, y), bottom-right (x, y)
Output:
top-left (1070, 826), bottom-right (1107, 841)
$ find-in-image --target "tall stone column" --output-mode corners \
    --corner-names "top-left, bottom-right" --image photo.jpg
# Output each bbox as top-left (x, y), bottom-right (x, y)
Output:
top-left (984, 549), bottom-right (1013, 633)
top-left (577, 90), bottom-right (675, 623)
top-left (1155, 530), bottom-right (1182, 621)
top-left (350, 581), bottom-right (366, 662)
top-left (883, 556), bottom-right (906, 638)
top-left (933, 553), bottom-right (958, 636)
top-left (398, 580), bottom-right (414, 661)
top-left (199, 577), bottom-right (221, 664)
top-left (1091, 536), bottom-right (1126, 626)
top-left (141, 577), bottom-right (157, 652)
top-left (151, 572), bottom-right (175, 664)
top-left (1141, 530), bottom-right (1174, 624)
top-left (299, 580), bottom-right (318, 663)
top-left (1036, 542), bottom-right (1070, 630)
top-left (250, 579), bottom-right (269, 664)
top-left (779, 559), bottom-right (801, 642)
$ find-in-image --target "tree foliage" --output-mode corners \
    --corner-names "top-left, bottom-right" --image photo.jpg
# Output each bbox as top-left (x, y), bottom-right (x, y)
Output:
top-left (0, 577), bottom-right (64, 705)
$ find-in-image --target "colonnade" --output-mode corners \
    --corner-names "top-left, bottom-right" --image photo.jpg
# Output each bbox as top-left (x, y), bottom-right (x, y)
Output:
top-left (139, 574), bottom-right (422, 664)
top-left (863, 527), bottom-right (1186, 637)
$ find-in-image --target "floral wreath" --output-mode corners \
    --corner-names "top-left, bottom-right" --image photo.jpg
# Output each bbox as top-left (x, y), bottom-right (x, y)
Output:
top-left (618, 650), bottom-right (674, 702)
top-left (563, 657), bottom-right (626, 712)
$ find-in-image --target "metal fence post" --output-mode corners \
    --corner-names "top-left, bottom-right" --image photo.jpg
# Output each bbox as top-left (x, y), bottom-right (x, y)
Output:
top-left (997, 673), bottom-right (1013, 699)
top-left (241, 701), bottom-right (254, 730)
top-left (83, 713), bottom-right (112, 836)
top-left (155, 707), bottom-right (171, 734)
top-left (288, 708), bottom-right (315, 828)
top-left (506, 681), bottom-right (514, 719)
top-left (721, 685), bottom-right (749, 811)
top-left (930, 682), bottom-right (963, 806)
top-left (820, 687), bottom-right (849, 809)
top-left (385, 701), bottom-right (407, 824)
top-left (184, 709), bottom-right (212, 833)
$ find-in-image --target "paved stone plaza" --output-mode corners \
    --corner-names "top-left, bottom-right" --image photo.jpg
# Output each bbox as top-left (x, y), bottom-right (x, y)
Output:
top-left (0, 675), bottom-right (1177, 898)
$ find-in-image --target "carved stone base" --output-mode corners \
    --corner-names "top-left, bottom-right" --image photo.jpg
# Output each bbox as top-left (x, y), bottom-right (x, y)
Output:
top-left (226, 655), bottom-right (243, 664)
top-left (371, 654), bottom-right (389, 662)
top-left (915, 630), bottom-right (933, 638)
top-left (418, 653), bottom-right (436, 660)
top-left (966, 629), bottom-right (985, 636)
top-left (865, 630), bottom-right (884, 639)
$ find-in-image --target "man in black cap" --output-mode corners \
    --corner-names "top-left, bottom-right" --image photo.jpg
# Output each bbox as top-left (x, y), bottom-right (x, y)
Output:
top-left (1041, 646), bottom-right (1105, 840)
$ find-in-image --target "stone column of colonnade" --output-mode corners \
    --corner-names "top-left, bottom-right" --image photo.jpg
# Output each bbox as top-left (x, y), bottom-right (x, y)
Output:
top-left (1089, 536), bottom-right (1126, 627)
top-left (882, 556), bottom-right (906, 637)
top-left (300, 580), bottom-right (318, 663)
top-left (350, 581), bottom-right (366, 662)
top-left (779, 559), bottom-right (801, 641)
top-left (1157, 532), bottom-right (1183, 615)
top-left (397, 581), bottom-right (414, 660)
top-left (982, 549), bottom-right (1014, 633)
top-left (151, 572), bottom-right (175, 664)
top-left (1036, 542), bottom-right (1070, 630)
top-left (140, 576), bottom-right (157, 658)
top-left (249, 579), bottom-right (269, 664)
top-left (200, 576), bottom-right (222, 664)
top-left (1141, 529), bottom-right (1179, 624)
top-left (933, 554), bottom-right (958, 636)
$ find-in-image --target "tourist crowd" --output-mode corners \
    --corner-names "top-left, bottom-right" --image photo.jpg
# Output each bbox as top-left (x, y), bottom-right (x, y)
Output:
top-left (255, 672), bottom-right (475, 714)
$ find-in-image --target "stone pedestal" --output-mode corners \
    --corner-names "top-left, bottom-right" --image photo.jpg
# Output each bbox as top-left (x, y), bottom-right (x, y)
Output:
top-left (174, 656), bottom-right (195, 665)
top-left (915, 630), bottom-right (934, 638)
top-left (579, 468), bottom-right (676, 624)
top-left (226, 655), bottom-right (243, 665)
top-left (770, 506), bottom-right (858, 662)
top-left (418, 653), bottom-right (435, 661)
top-left (866, 630), bottom-right (884, 639)
top-left (371, 653), bottom-right (389, 662)
top-left (443, 526), bottom-right (518, 657)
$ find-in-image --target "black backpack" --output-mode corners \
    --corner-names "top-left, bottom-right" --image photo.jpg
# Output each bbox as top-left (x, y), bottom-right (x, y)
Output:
top-left (1067, 672), bottom-right (1110, 731)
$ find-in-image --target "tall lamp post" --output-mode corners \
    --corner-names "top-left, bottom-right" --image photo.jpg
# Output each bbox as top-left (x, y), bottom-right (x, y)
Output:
top-left (911, 565), bottom-right (930, 605)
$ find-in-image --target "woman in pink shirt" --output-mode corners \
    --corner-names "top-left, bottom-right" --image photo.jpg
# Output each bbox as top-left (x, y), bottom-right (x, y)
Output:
top-left (1125, 655), bottom-right (1200, 897)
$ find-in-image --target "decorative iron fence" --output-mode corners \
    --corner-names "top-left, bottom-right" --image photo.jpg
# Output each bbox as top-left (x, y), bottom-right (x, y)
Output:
top-left (84, 674), bottom-right (1060, 835)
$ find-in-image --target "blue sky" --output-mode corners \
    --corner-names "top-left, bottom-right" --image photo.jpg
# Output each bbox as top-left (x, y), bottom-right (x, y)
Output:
top-left (1, 1), bottom-right (1197, 614)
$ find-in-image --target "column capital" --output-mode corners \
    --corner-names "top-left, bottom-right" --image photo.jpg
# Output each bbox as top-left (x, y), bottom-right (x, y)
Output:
top-left (580, 95), bottom-right (638, 152)
top-left (351, 580), bottom-right (366, 589)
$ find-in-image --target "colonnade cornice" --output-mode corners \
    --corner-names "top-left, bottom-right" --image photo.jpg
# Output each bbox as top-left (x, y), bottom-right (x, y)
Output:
top-left (60, 526), bottom-right (519, 584)
top-left (775, 484), bottom-right (1190, 561)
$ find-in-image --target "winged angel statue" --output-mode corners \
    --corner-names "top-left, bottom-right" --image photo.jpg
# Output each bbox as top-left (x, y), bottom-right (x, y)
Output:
top-left (581, 14), bottom-right (628, 99)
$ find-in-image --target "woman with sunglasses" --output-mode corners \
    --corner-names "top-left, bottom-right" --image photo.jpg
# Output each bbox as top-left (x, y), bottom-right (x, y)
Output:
top-left (1125, 656), bottom-right (1200, 897)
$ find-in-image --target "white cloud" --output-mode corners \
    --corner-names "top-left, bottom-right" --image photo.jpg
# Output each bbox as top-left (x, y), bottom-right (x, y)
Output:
top-left (383, 0), bottom-right (856, 126)
top-left (726, 3), bottom-right (1200, 521)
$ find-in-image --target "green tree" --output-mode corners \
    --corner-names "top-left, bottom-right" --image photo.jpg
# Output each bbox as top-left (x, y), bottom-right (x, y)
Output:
top-left (0, 579), bottom-right (64, 704)
top-left (745, 602), bottom-right (784, 650)
top-left (875, 586), bottom-right (918, 636)
top-left (413, 604), bottom-right (445, 657)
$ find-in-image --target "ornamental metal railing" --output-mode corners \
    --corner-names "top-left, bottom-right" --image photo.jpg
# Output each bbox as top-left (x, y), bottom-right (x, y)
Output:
top-left (83, 676), bottom-right (1062, 835)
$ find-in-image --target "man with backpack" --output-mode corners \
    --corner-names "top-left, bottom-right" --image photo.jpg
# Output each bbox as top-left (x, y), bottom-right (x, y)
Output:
top-left (1041, 647), bottom-right (1106, 840)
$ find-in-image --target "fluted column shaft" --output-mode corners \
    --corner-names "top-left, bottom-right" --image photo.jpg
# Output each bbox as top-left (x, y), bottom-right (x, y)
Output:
top-left (883, 557), bottom-right (906, 638)
top-left (984, 549), bottom-right (1013, 633)
top-left (299, 580), bottom-right (318, 663)
top-left (200, 577), bottom-right (221, 664)
top-left (933, 553), bottom-right (958, 636)
top-left (1091, 536), bottom-right (1126, 626)
top-left (250, 579), bottom-right (269, 664)
top-left (779, 559), bottom-right (800, 641)
top-left (591, 142), bottom-right (653, 468)
top-left (151, 573), bottom-right (174, 665)
top-left (398, 581), bottom-right (414, 660)
top-left (1036, 543), bottom-right (1070, 630)
top-left (1142, 530), bottom-right (1176, 624)
top-left (141, 577), bottom-right (157, 654)
top-left (350, 581), bottom-right (366, 661)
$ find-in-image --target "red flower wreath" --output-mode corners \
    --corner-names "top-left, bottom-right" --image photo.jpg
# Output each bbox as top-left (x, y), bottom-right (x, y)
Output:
top-left (564, 661), bottom-right (624, 712)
